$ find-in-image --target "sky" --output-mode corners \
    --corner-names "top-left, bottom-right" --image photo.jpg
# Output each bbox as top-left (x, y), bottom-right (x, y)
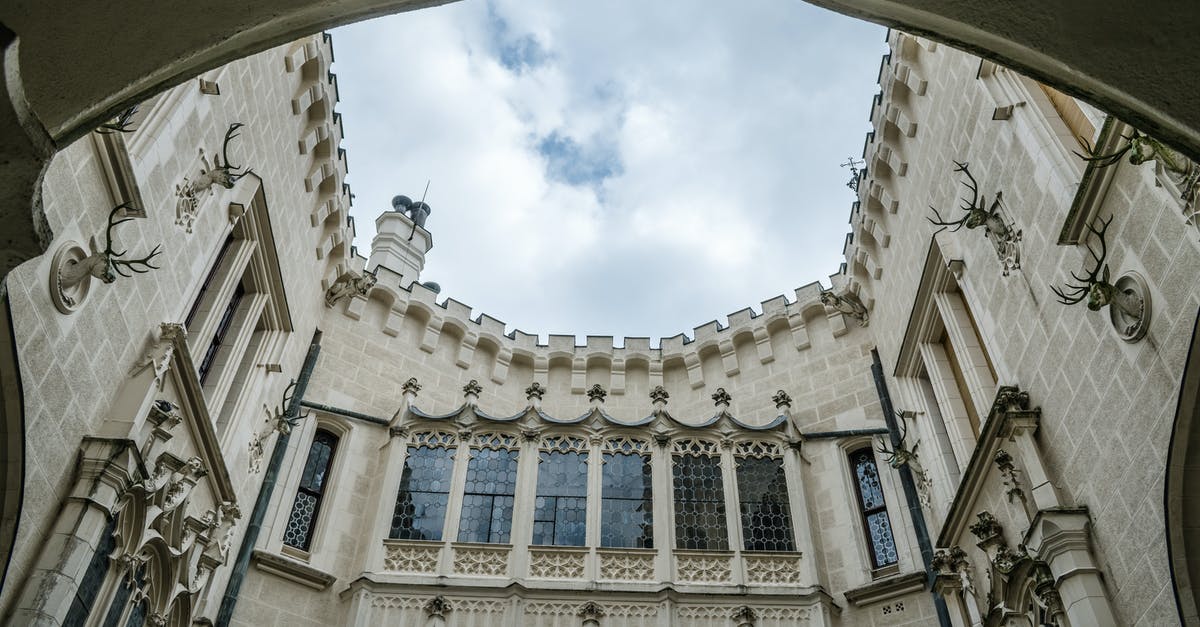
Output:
top-left (330, 0), bottom-right (887, 344)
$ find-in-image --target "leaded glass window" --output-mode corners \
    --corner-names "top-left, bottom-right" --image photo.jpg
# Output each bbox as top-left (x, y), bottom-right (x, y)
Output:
top-left (63, 518), bottom-right (117, 627)
top-left (601, 445), bottom-right (653, 548)
top-left (457, 437), bottom-right (519, 544)
top-left (672, 444), bottom-right (728, 551)
top-left (283, 429), bottom-right (338, 550)
top-left (735, 455), bottom-right (795, 551)
top-left (850, 448), bottom-right (898, 568)
top-left (532, 437), bottom-right (588, 546)
top-left (389, 442), bottom-right (456, 540)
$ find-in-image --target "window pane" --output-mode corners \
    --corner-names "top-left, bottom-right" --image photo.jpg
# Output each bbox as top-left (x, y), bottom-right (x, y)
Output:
top-left (672, 454), bottom-right (728, 550)
top-left (390, 445), bottom-right (456, 540)
top-left (457, 447), bottom-right (519, 543)
top-left (850, 449), bottom-right (898, 568)
top-left (532, 450), bottom-right (588, 546)
top-left (601, 452), bottom-right (653, 548)
top-left (284, 430), bottom-right (339, 550)
top-left (736, 456), bottom-right (795, 552)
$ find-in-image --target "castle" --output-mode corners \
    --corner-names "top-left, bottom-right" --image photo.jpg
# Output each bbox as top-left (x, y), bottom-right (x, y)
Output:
top-left (0, 22), bottom-right (1197, 627)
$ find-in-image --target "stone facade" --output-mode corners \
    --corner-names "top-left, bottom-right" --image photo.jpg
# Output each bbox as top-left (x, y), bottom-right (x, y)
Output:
top-left (2, 25), bottom-right (1198, 627)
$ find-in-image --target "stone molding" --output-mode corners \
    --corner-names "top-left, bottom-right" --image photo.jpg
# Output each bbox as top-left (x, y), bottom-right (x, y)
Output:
top-left (251, 550), bottom-right (337, 591)
top-left (842, 570), bottom-right (926, 606)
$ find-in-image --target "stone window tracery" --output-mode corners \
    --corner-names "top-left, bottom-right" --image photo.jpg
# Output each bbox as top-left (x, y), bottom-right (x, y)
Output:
top-left (533, 436), bottom-right (589, 546)
top-left (672, 439), bottom-right (729, 551)
top-left (457, 433), bottom-right (519, 544)
top-left (283, 429), bottom-right (338, 550)
top-left (734, 448), bottom-right (795, 552)
top-left (601, 437), bottom-right (653, 549)
top-left (849, 447), bottom-right (898, 569)
top-left (390, 434), bottom-right (457, 541)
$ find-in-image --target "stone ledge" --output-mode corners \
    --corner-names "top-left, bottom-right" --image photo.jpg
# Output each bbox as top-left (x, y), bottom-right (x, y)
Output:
top-left (251, 549), bottom-right (336, 591)
top-left (842, 570), bottom-right (926, 607)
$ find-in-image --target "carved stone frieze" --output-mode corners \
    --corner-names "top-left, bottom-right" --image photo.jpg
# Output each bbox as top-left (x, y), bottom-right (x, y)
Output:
top-left (528, 549), bottom-right (586, 579)
top-left (382, 542), bottom-right (440, 574)
top-left (744, 553), bottom-right (804, 585)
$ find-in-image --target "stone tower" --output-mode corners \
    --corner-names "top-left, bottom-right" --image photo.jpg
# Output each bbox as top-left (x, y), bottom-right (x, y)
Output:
top-left (367, 194), bottom-right (433, 286)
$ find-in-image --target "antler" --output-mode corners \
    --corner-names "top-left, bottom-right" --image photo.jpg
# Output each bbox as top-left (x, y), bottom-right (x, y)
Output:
top-left (1073, 134), bottom-right (1134, 168)
top-left (219, 122), bottom-right (253, 182)
top-left (96, 105), bottom-right (139, 134)
top-left (102, 203), bottom-right (163, 276)
top-left (876, 410), bottom-right (913, 465)
top-left (1050, 214), bottom-right (1112, 305)
top-left (926, 161), bottom-right (978, 231)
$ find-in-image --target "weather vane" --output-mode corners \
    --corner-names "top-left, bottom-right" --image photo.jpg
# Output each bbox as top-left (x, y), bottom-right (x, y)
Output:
top-left (841, 157), bottom-right (865, 192)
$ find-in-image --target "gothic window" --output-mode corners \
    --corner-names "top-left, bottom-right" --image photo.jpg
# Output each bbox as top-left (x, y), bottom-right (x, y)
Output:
top-left (735, 452), bottom-right (795, 552)
top-left (600, 438), bottom-right (653, 549)
top-left (457, 435), bottom-right (519, 544)
top-left (672, 440), bottom-right (729, 551)
top-left (283, 429), bottom-right (338, 550)
top-left (532, 436), bottom-right (589, 546)
top-left (849, 447), bottom-right (898, 569)
top-left (197, 281), bottom-right (245, 384)
top-left (389, 442), bottom-right (456, 541)
top-left (63, 518), bottom-right (117, 627)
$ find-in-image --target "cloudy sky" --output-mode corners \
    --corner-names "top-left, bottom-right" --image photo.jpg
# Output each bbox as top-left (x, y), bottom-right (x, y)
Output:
top-left (331, 0), bottom-right (886, 343)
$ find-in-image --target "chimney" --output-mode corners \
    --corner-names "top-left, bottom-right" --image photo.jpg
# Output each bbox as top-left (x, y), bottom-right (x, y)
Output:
top-left (367, 194), bottom-right (433, 286)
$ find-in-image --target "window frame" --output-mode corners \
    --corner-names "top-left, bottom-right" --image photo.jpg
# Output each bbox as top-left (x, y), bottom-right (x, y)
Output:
top-left (847, 446), bottom-right (899, 572)
top-left (455, 433), bottom-right (521, 545)
top-left (599, 436), bottom-right (655, 550)
top-left (732, 443), bottom-right (796, 553)
top-left (283, 429), bottom-right (340, 552)
top-left (670, 439), bottom-right (730, 552)
top-left (389, 434), bottom-right (457, 542)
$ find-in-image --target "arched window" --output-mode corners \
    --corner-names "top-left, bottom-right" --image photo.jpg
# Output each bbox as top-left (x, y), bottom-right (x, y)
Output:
top-left (389, 433), bottom-right (456, 540)
top-left (283, 429), bottom-right (338, 550)
top-left (672, 439), bottom-right (728, 551)
top-left (457, 433), bottom-right (519, 544)
top-left (600, 437), bottom-right (653, 549)
top-left (734, 442), bottom-right (794, 552)
top-left (532, 436), bottom-right (589, 546)
top-left (849, 447), bottom-right (898, 569)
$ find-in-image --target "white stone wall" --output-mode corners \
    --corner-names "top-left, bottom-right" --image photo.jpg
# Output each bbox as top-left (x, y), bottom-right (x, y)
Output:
top-left (1, 33), bottom-right (351, 622)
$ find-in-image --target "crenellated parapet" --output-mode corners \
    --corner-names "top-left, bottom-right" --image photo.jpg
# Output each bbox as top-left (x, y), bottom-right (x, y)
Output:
top-left (324, 252), bottom-right (870, 403)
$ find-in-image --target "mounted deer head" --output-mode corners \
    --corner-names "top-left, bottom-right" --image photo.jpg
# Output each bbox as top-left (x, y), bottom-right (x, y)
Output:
top-left (927, 161), bottom-right (1009, 236)
top-left (1050, 215), bottom-right (1121, 312)
top-left (875, 410), bottom-right (919, 469)
top-left (96, 105), bottom-right (139, 134)
top-left (198, 122), bottom-right (253, 189)
top-left (59, 204), bottom-right (163, 288)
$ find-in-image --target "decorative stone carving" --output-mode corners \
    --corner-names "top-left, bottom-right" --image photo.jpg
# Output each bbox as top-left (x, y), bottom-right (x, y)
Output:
top-left (175, 123), bottom-right (253, 232)
top-left (1078, 129), bottom-right (1200, 224)
top-left (969, 511), bottom-right (1003, 546)
top-left (462, 379), bottom-right (483, 400)
top-left (324, 269), bottom-right (377, 308)
top-left (711, 387), bottom-right (732, 407)
top-left (676, 553), bottom-right (733, 583)
top-left (586, 383), bottom-right (607, 403)
top-left (731, 605), bottom-right (758, 627)
top-left (1051, 215), bottom-right (1150, 342)
top-left (598, 551), bottom-right (655, 581)
top-left (424, 595), bottom-right (452, 619)
top-left (577, 601), bottom-right (605, 625)
top-left (402, 377), bottom-right (422, 397)
top-left (452, 546), bottom-right (508, 577)
top-left (993, 544), bottom-right (1028, 574)
top-left (927, 161), bottom-right (1022, 276)
top-left (771, 390), bottom-right (792, 409)
top-left (744, 554), bottom-right (804, 585)
top-left (525, 381), bottom-right (546, 401)
top-left (382, 542), bottom-right (440, 574)
top-left (130, 323), bottom-right (186, 385)
top-left (819, 288), bottom-right (869, 326)
top-left (50, 204), bottom-right (163, 313)
top-left (528, 549), bottom-right (586, 579)
top-left (649, 385), bottom-right (669, 404)
top-left (994, 450), bottom-right (1028, 508)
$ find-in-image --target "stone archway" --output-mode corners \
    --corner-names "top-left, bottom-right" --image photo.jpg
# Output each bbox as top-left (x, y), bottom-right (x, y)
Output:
top-left (1166, 306), bottom-right (1200, 624)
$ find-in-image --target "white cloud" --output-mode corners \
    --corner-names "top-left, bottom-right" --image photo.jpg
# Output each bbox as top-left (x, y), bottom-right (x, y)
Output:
top-left (332, 0), bottom-right (886, 342)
